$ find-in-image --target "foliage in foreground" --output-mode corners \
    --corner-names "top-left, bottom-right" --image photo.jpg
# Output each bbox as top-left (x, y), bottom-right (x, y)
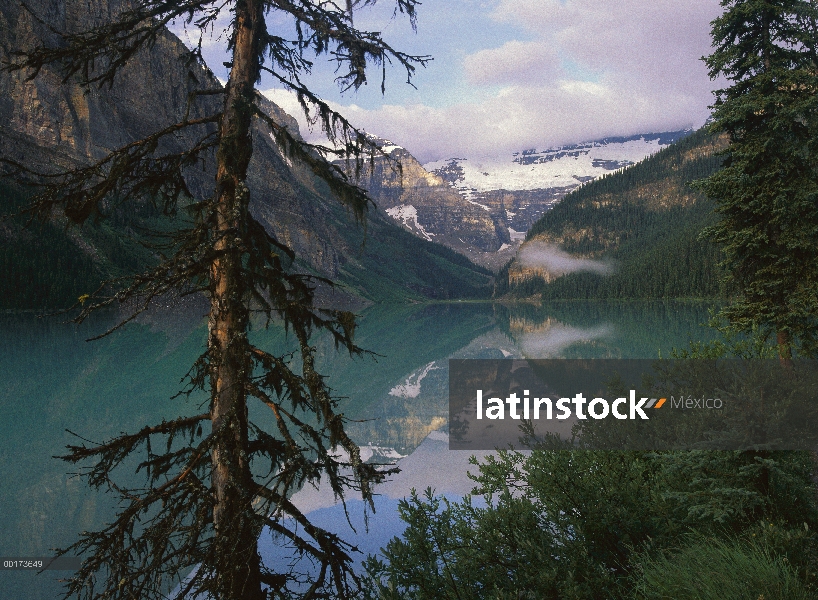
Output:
top-left (366, 333), bottom-right (818, 599)
top-left (696, 0), bottom-right (818, 358)
top-left (631, 536), bottom-right (812, 600)
top-left (365, 448), bottom-right (818, 599)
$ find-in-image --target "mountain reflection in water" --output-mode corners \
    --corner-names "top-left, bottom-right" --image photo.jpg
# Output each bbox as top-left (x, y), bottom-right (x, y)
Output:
top-left (0, 300), bottom-right (715, 598)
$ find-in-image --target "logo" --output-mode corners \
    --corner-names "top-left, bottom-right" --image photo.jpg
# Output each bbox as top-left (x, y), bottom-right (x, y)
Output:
top-left (475, 390), bottom-right (669, 421)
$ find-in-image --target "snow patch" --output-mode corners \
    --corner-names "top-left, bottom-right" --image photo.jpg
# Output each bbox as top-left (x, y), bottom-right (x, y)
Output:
top-left (389, 361), bottom-right (439, 398)
top-left (359, 444), bottom-right (405, 463)
top-left (385, 204), bottom-right (435, 241)
top-left (508, 228), bottom-right (526, 241)
top-left (465, 198), bottom-right (491, 211)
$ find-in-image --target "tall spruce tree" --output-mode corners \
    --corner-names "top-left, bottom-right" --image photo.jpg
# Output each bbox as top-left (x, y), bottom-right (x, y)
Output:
top-left (3, 1), bottom-right (427, 599)
top-left (698, 0), bottom-right (818, 358)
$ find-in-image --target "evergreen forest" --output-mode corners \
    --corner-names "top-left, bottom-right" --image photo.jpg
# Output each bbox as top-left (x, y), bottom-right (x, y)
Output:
top-left (496, 128), bottom-right (727, 300)
top-left (0, 180), bottom-right (493, 310)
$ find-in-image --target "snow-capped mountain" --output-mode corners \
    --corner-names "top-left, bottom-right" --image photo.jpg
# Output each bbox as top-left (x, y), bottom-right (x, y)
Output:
top-left (426, 131), bottom-right (692, 194)
top-left (342, 131), bottom-right (694, 272)
top-left (424, 130), bottom-right (693, 235)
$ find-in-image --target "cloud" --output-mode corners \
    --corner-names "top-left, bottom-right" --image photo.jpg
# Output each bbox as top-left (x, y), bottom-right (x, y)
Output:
top-left (263, 78), bottom-right (701, 164)
top-left (256, 0), bottom-right (723, 163)
top-left (517, 241), bottom-right (614, 276)
top-left (464, 40), bottom-right (562, 86)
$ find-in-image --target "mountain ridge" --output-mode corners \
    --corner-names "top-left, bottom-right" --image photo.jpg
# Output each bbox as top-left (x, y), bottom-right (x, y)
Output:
top-left (345, 130), bottom-right (693, 272)
top-left (496, 127), bottom-right (727, 300)
top-left (0, 0), bottom-right (493, 307)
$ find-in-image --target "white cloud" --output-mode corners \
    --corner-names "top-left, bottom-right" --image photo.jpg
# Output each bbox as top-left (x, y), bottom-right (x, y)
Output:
top-left (304, 77), bottom-right (702, 163)
top-left (347, 1), bottom-right (720, 161)
top-left (464, 40), bottom-right (562, 86)
top-left (517, 241), bottom-right (614, 276)
top-left (255, 0), bottom-right (723, 163)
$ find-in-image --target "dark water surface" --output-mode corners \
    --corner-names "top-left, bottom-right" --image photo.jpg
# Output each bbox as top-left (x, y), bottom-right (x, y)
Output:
top-left (0, 301), bottom-right (716, 598)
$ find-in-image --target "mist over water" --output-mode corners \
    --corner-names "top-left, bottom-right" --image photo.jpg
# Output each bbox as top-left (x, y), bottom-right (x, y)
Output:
top-left (518, 241), bottom-right (614, 276)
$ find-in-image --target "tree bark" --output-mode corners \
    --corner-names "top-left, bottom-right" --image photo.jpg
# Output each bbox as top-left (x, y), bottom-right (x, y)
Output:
top-left (778, 329), bottom-right (793, 367)
top-left (209, 1), bottom-right (264, 598)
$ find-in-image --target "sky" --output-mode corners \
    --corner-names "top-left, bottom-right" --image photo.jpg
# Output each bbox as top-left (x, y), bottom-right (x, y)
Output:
top-left (174, 0), bottom-right (724, 164)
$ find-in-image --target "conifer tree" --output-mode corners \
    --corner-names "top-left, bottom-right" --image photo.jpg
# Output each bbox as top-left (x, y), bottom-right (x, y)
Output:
top-left (3, 1), bottom-right (427, 598)
top-left (698, 0), bottom-right (818, 358)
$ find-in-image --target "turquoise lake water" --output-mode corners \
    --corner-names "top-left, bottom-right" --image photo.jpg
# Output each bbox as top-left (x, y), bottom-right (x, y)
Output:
top-left (0, 300), bottom-right (716, 599)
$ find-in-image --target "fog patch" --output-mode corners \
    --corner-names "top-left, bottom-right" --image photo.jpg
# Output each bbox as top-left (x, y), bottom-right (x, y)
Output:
top-left (518, 241), bottom-right (614, 276)
top-left (518, 324), bottom-right (614, 358)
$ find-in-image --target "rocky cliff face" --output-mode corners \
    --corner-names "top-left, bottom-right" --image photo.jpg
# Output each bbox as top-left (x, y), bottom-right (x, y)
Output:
top-left (343, 140), bottom-right (511, 265)
top-left (1, 0), bottom-right (377, 281)
top-left (430, 158), bottom-right (574, 235)
top-left (1, 0), bottom-right (221, 175)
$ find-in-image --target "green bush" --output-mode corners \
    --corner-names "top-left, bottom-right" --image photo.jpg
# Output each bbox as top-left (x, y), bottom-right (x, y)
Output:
top-left (365, 450), bottom-right (818, 600)
top-left (632, 537), bottom-right (812, 600)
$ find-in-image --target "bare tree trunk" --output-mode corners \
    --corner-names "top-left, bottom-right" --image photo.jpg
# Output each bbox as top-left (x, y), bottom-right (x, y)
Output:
top-left (778, 329), bottom-right (793, 367)
top-left (209, 1), bottom-right (264, 598)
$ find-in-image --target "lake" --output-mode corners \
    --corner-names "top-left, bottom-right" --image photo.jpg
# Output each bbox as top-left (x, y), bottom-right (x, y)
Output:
top-left (0, 300), bottom-right (717, 599)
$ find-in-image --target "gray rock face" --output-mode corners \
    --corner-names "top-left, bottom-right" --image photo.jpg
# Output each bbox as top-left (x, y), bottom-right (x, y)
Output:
top-left (0, 0), bottom-right (351, 279)
top-left (1, 0), bottom-right (213, 165)
top-left (343, 140), bottom-right (510, 257)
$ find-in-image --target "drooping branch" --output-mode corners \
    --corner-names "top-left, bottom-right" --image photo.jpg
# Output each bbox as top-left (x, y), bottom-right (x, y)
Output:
top-left (1, 113), bottom-right (221, 224)
top-left (61, 413), bottom-right (211, 487)
top-left (264, 0), bottom-right (429, 92)
top-left (8, 0), bottom-right (225, 87)
top-left (255, 483), bottom-right (364, 598)
top-left (57, 424), bottom-right (215, 600)
top-left (63, 217), bottom-right (216, 336)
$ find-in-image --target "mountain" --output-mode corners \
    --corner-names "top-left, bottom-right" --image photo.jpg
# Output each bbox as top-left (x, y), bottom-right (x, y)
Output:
top-left (495, 127), bottom-right (728, 300)
top-left (339, 137), bottom-right (512, 270)
top-left (0, 0), bottom-right (492, 308)
top-left (345, 131), bottom-right (692, 272)
top-left (424, 130), bottom-right (693, 234)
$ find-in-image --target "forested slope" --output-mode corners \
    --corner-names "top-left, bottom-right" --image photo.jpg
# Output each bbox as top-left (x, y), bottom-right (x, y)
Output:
top-left (497, 128), bottom-right (727, 299)
top-left (0, 0), bottom-right (492, 310)
top-left (0, 180), bottom-right (492, 310)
